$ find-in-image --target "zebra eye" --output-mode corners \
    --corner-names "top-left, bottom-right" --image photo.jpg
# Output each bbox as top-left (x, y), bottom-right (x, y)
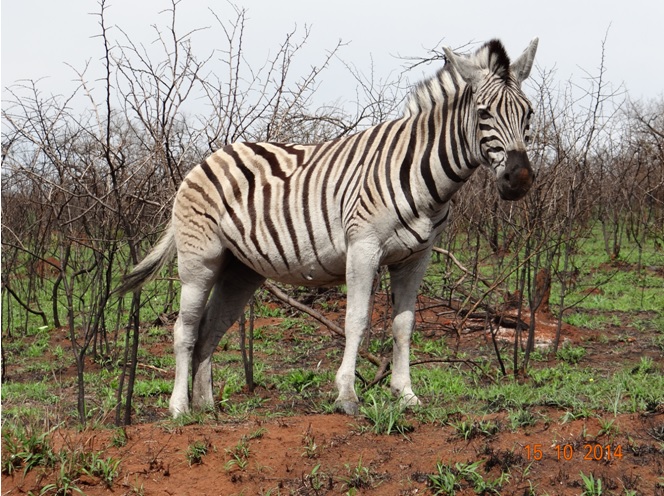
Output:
top-left (478, 108), bottom-right (492, 120)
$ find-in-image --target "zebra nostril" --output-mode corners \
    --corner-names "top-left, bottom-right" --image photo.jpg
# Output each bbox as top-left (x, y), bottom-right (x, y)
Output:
top-left (503, 173), bottom-right (510, 183)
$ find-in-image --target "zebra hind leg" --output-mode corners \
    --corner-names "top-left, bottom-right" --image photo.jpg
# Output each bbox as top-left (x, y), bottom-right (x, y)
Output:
top-left (170, 279), bottom-right (216, 418)
top-left (168, 239), bottom-right (225, 418)
top-left (191, 255), bottom-right (265, 412)
top-left (388, 255), bottom-right (431, 409)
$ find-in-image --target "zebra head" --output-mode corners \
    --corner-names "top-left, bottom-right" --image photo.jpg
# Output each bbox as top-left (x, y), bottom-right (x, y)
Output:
top-left (443, 38), bottom-right (539, 201)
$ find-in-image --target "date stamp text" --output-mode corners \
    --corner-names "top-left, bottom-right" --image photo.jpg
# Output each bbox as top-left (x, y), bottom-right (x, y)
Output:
top-left (524, 444), bottom-right (623, 462)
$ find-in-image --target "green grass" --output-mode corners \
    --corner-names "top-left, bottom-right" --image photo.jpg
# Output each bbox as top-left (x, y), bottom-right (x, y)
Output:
top-left (579, 471), bottom-right (603, 496)
top-left (428, 224), bottom-right (664, 326)
top-left (186, 440), bottom-right (211, 466)
top-left (224, 439), bottom-right (250, 471)
top-left (132, 378), bottom-right (173, 397)
top-left (81, 452), bottom-right (122, 488)
top-left (417, 336), bottom-right (450, 358)
top-left (340, 456), bottom-right (374, 491)
top-left (429, 459), bottom-right (510, 495)
top-left (563, 312), bottom-right (614, 330)
top-left (145, 354), bottom-right (176, 370)
top-left (556, 343), bottom-right (587, 364)
top-left (1, 381), bottom-right (61, 405)
top-left (276, 369), bottom-right (328, 395)
top-left (408, 357), bottom-right (664, 418)
top-left (3, 318), bottom-right (661, 432)
top-left (552, 229), bottom-right (664, 313)
top-left (360, 392), bottom-right (414, 435)
top-left (450, 418), bottom-right (500, 440)
top-left (570, 270), bottom-right (664, 313)
top-left (1, 422), bottom-right (57, 476)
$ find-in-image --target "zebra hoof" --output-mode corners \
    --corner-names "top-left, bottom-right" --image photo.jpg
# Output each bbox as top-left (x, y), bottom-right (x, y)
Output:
top-left (334, 400), bottom-right (360, 416)
top-left (399, 393), bottom-right (422, 409)
top-left (169, 401), bottom-right (190, 419)
top-left (191, 396), bottom-right (215, 413)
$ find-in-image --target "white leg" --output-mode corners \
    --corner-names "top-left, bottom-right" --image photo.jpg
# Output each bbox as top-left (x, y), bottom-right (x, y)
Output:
top-left (170, 281), bottom-right (214, 417)
top-left (169, 241), bottom-right (223, 418)
top-left (335, 240), bottom-right (381, 415)
top-left (389, 253), bottom-right (431, 408)
top-left (191, 258), bottom-right (264, 410)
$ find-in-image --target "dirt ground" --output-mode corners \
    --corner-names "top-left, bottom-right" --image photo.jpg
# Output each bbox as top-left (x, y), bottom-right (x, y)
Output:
top-left (2, 294), bottom-right (663, 495)
top-left (6, 411), bottom-right (662, 495)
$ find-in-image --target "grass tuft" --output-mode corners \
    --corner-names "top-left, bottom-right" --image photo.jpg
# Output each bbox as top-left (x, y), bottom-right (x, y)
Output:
top-left (360, 393), bottom-right (413, 436)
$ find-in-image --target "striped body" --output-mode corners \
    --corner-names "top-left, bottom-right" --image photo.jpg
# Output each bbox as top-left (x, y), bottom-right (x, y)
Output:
top-left (118, 38), bottom-right (539, 418)
top-left (175, 111), bottom-right (467, 286)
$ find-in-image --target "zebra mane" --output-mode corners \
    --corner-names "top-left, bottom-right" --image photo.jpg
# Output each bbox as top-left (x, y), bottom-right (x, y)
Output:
top-left (476, 39), bottom-right (511, 81)
top-left (404, 39), bottom-right (511, 116)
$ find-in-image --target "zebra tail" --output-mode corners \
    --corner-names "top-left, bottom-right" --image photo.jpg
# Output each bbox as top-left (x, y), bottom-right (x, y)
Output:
top-left (116, 224), bottom-right (177, 295)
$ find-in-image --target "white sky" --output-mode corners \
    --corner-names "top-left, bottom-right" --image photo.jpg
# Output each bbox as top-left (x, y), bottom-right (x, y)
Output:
top-left (2, 0), bottom-right (663, 114)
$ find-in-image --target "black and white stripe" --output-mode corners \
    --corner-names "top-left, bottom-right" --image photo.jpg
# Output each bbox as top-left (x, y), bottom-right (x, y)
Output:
top-left (118, 38), bottom-right (539, 417)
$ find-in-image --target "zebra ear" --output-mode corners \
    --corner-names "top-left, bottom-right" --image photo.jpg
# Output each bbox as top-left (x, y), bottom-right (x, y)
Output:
top-left (443, 46), bottom-right (484, 88)
top-left (510, 38), bottom-right (539, 84)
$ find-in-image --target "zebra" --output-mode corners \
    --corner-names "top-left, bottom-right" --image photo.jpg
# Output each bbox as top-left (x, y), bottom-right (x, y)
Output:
top-left (118, 38), bottom-right (539, 417)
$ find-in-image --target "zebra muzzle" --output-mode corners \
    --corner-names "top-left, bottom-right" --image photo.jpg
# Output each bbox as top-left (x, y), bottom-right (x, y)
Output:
top-left (498, 150), bottom-right (534, 201)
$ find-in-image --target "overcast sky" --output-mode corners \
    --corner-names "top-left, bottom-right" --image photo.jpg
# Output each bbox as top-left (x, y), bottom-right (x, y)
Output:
top-left (2, 0), bottom-right (663, 114)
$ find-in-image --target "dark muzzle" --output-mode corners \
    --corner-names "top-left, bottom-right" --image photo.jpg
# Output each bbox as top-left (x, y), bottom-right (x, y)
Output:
top-left (498, 150), bottom-right (534, 201)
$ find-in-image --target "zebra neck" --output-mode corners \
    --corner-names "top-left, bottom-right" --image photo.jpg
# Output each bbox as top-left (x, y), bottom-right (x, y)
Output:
top-left (407, 100), bottom-right (482, 212)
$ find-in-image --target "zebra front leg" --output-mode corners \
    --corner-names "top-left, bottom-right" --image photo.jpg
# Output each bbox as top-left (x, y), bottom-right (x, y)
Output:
top-left (191, 260), bottom-right (264, 411)
top-left (389, 254), bottom-right (431, 408)
top-left (335, 241), bottom-right (381, 415)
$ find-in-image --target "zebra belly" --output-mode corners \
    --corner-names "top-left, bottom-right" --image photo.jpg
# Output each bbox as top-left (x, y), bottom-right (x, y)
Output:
top-left (230, 241), bottom-right (348, 286)
top-left (227, 210), bottom-right (448, 285)
top-left (215, 214), bottom-right (349, 286)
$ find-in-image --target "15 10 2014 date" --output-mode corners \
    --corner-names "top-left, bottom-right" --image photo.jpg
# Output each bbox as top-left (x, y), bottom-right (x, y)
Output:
top-left (524, 443), bottom-right (623, 462)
